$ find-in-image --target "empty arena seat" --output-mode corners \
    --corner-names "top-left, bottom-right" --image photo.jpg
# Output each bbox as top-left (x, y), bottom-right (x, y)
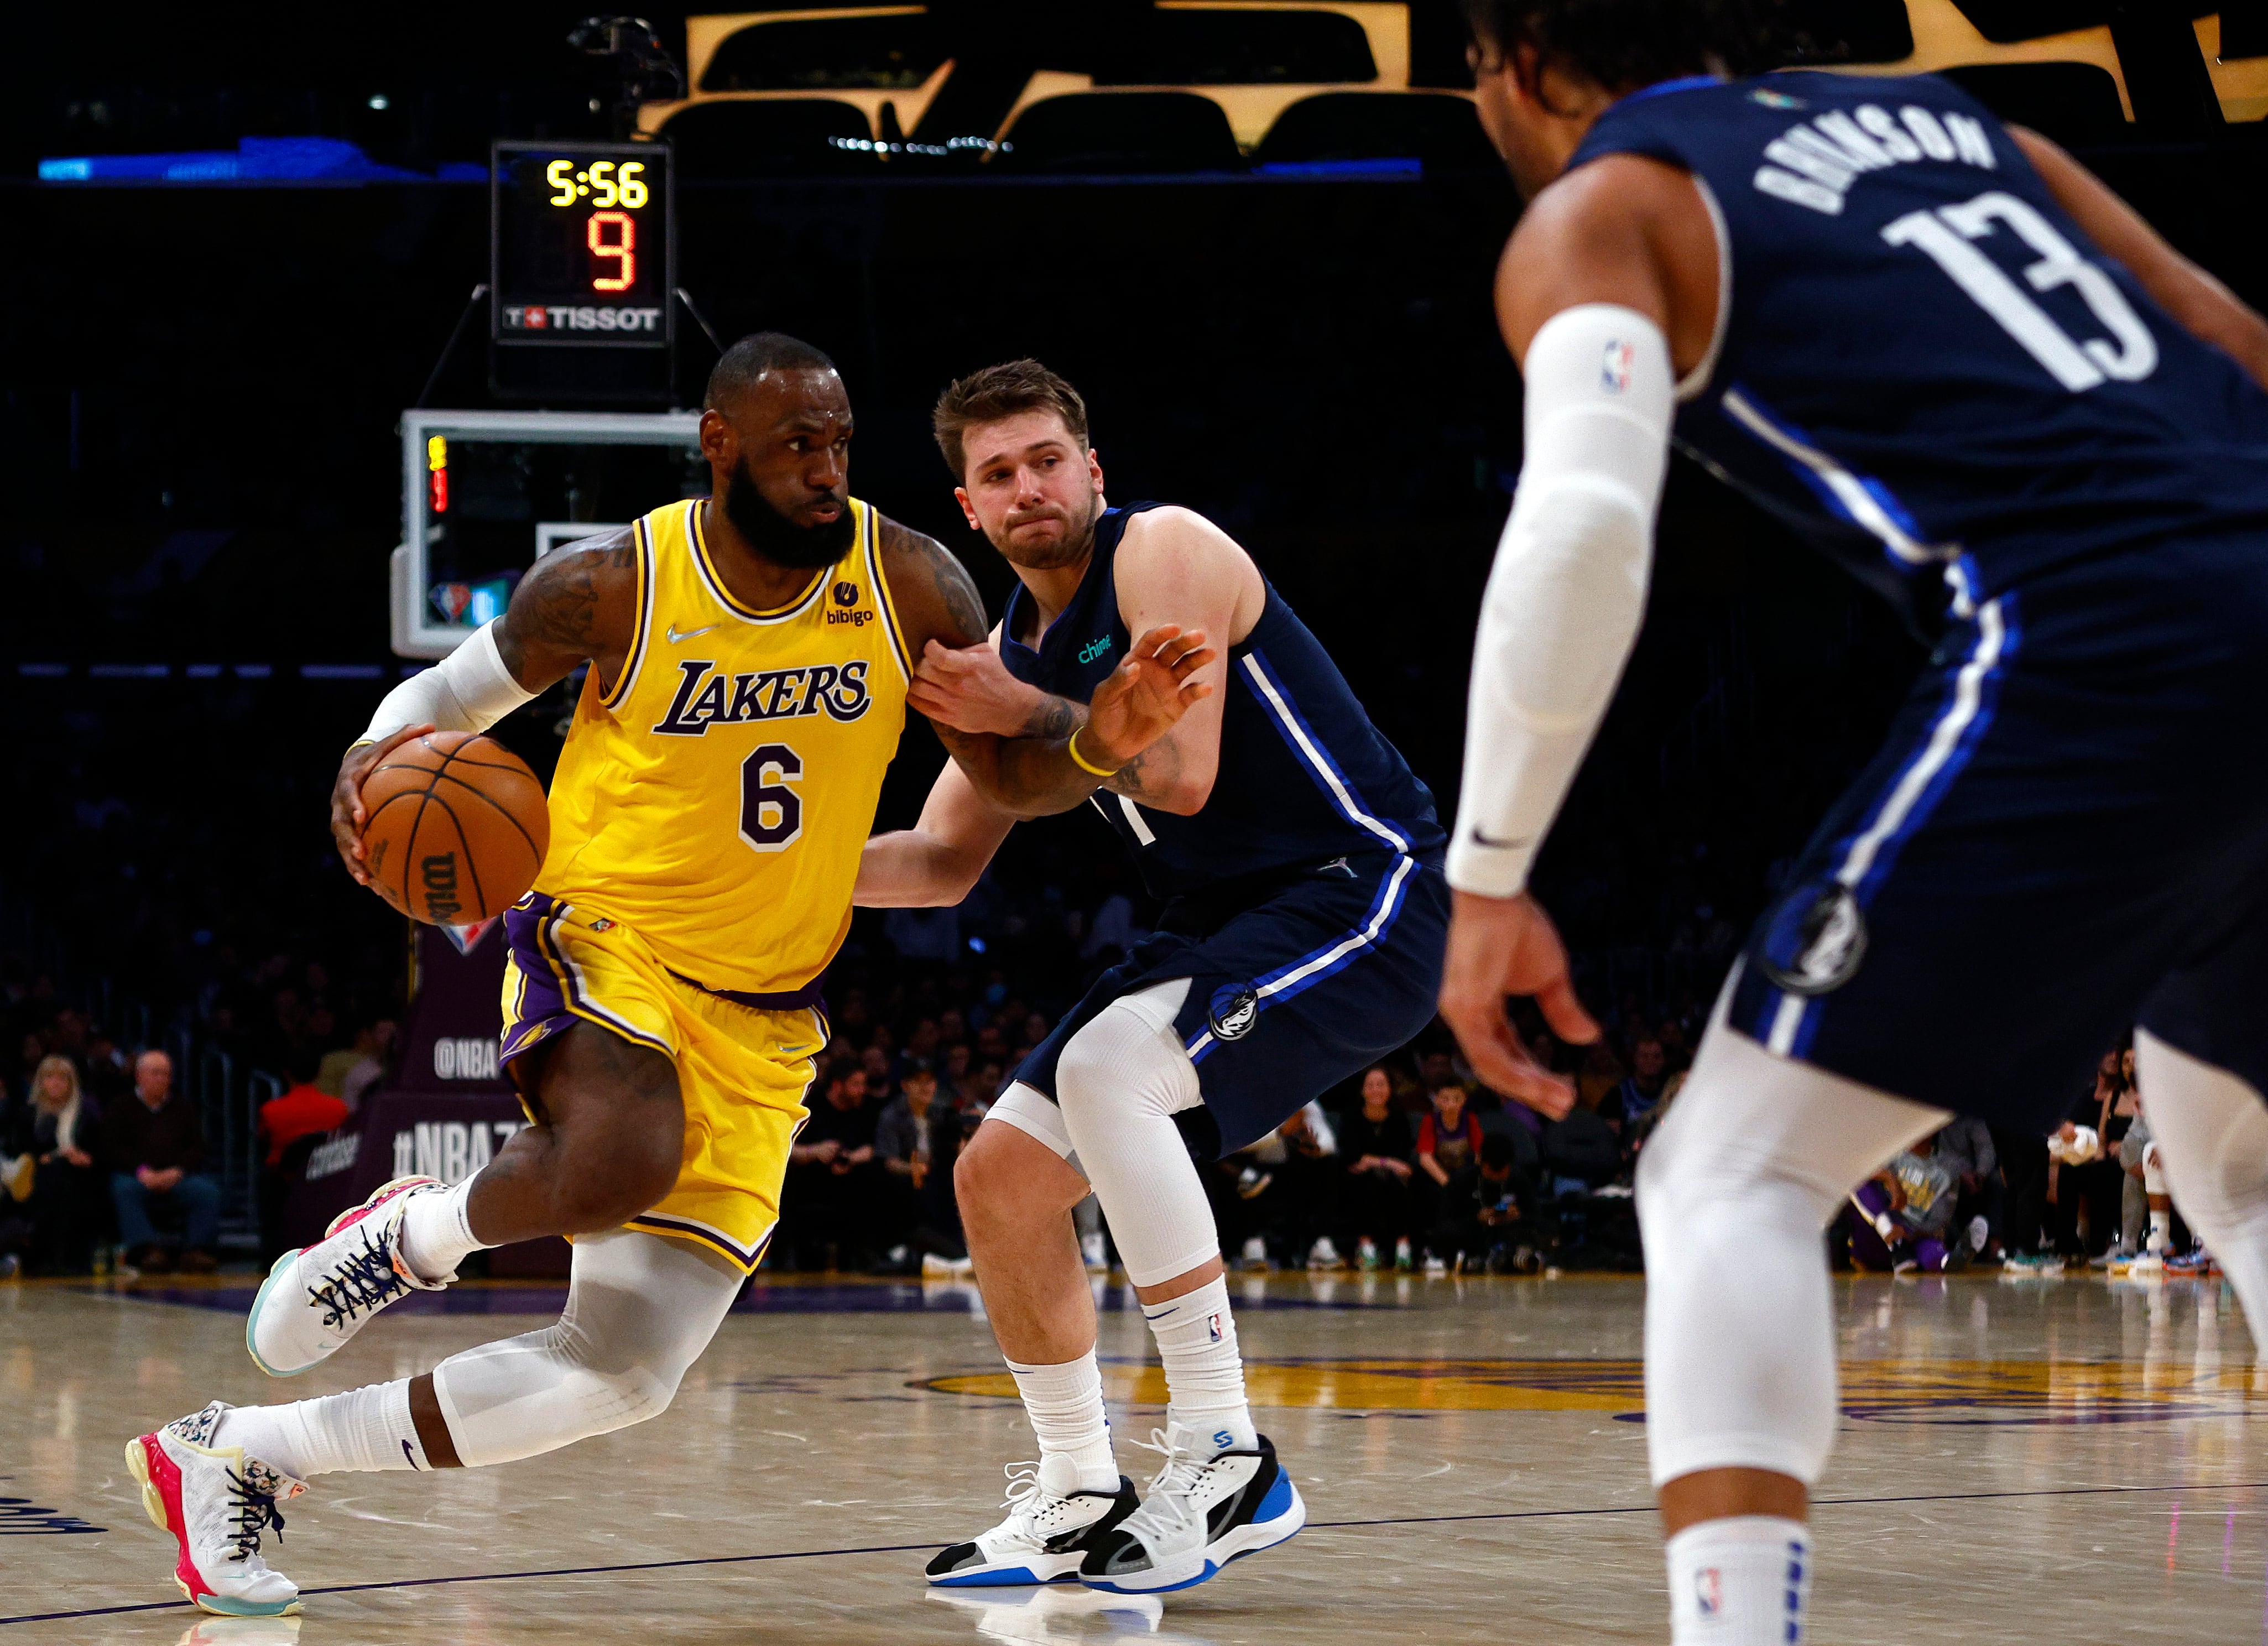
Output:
top-left (1254, 92), bottom-right (1497, 173)
top-left (1782, 0), bottom-right (1914, 64)
top-left (659, 100), bottom-right (880, 178)
top-left (1936, 62), bottom-right (2129, 144)
top-left (992, 92), bottom-right (1245, 175)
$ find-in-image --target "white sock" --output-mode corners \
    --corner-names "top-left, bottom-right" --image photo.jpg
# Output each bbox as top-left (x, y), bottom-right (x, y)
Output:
top-left (214, 1381), bottom-right (434, 1478)
top-left (1005, 1351), bottom-right (1117, 1492)
top-left (1667, 1516), bottom-right (1812, 1645)
top-left (2149, 1209), bottom-right (2172, 1253)
top-left (399, 1178), bottom-right (491, 1284)
top-left (1141, 1275), bottom-right (1255, 1451)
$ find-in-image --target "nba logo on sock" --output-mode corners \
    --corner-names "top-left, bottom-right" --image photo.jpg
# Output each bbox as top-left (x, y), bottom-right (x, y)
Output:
top-left (1207, 1312), bottom-right (1223, 1342)
top-left (1601, 339), bottom-right (1635, 393)
top-left (1695, 1567), bottom-right (1723, 1616)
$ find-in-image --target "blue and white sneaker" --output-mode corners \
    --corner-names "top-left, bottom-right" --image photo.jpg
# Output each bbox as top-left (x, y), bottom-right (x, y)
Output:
top-left (926, 1456), bottom-right (1138, 1586)
top-left (1080, 1426), bottom-right (1305, 1594)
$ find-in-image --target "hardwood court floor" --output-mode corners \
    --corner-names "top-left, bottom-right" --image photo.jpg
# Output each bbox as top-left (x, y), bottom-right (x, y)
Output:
top-left (6, 1266), bottom-right (2266, 1644)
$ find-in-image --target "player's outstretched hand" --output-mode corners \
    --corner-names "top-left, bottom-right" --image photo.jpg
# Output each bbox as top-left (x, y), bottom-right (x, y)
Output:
top-left (1082, 626), bottom-right (1215, 769)
top-left (1438, 889), bottom-right (1599, 1118)
top-left (911, 639), bottom-right (1051, 737)
top-left (330, 723), bottom-right (433, 888)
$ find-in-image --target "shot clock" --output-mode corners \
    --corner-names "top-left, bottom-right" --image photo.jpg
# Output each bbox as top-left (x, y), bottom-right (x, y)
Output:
top-left (489, 139), bottom-right (676, 400)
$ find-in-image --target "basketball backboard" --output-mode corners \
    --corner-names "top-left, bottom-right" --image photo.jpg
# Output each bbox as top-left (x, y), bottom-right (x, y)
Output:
top-left (393, 408), bottom-right (703, 658)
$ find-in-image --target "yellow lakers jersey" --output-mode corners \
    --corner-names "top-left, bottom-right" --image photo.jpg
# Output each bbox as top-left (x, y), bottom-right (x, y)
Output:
top-left (536, 497), bottom-right (911, 996)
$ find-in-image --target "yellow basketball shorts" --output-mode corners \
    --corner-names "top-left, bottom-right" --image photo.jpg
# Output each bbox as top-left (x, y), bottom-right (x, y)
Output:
top-left (498, 892), bottom-right (821, 1272)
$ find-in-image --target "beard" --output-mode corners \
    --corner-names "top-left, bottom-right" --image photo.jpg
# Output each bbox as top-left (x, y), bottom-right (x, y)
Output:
top-left (990, 488), bottom-right (1103, 572)
top-left (722, 458), bottom-right (858, 570)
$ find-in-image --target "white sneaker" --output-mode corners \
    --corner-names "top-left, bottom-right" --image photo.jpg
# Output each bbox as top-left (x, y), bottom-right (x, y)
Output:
top-left (923, 1252), bottom-right (976, 1279)
top-left (1078, 1425), bottom-right (1305, 1593)
top-left (1422, 1254), bottom-right (1446, 1277)
top-left (1306, 1236), bottom-right (1341, 1270)
top-left (925, 1455), bottom-right (1138, 1586)
top-left (1968, 1215), bottom-right (1990, 1254)
top-left (1239, 1236), bottom-right (1269, 1271)
top-left (1081, 1233), bottom-right (1109, 1273)
top-left (126, 1402), bottom-right (306, 1616)
top-left (247, 1176), bottom-right (446, 1377)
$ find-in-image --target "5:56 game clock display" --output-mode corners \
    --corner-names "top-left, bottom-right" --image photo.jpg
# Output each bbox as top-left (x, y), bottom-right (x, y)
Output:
top-left (491, 139), bottom-right (675, 350)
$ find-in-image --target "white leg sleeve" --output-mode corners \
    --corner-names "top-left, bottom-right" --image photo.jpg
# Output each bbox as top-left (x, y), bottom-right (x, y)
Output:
top-left (2134, 1030), bottom-right (2268, 1345)
top-left (1638, 1024), bottom-right (1947, 1488)
top-left (1052, 979), bottom-right (1217, 1289)
top-left (431, 1228), bottom-right (742, 1468)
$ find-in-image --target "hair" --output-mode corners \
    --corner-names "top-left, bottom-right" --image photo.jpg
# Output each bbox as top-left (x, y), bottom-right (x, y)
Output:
top-left (824, 1056), bottom-right (864, 1095)
top-left (1461, 0), bottom-right (1793, 91)
top-left (931, 358), bottom-right (1091, 480)
top-left (1481, 1132), bottom-right (1518, 1170)
top-left (33, 1054), bottom-right (81, 1112)
top-left (704, 331), bottom-right (838, 412)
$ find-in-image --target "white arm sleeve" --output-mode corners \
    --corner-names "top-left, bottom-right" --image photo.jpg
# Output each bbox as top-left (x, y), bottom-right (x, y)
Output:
top-left (357, 621), bottom-right (538, 747)
top-left (1447, 304), bottom-right (1674, 898)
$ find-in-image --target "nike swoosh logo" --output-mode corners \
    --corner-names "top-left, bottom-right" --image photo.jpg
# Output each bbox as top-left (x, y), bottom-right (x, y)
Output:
top-left (778, 1044), bottom-right (814, 1055)
top-left (1467, 829), bottom-right (1535, 850)
top-left (667, 622), bottom-right (723, 643)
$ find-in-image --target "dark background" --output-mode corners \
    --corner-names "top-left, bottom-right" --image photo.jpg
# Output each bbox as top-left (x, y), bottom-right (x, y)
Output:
top-left (3, 2), bottom-right (2263, 1061)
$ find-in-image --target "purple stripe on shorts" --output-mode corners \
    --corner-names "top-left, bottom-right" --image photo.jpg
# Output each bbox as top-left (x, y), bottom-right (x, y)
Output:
top-left (500, 892), bottom-right (575, 1069)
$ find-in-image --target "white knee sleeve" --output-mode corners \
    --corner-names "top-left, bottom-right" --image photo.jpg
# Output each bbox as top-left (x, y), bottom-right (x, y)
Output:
top-left (1638, 1025), bottom-right (1946, 1488)
top-left (432, 1229), bottom-right (741, 1468)
top-left (2135, 1030), bottom-right (2268, 1346)
top-left (1053, 980), bottom-right (1217, 1288)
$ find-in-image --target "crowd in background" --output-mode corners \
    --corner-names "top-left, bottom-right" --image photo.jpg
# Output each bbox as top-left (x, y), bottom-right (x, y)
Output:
top-left (1, 908), bottom-right (2213, 1284)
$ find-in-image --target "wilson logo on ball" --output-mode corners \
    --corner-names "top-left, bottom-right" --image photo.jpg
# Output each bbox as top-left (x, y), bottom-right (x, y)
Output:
top-left (358, 731), bottom-right (551, 926)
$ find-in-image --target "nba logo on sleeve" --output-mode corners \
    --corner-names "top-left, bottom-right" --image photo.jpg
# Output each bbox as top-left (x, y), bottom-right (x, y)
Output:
top-left (1601, 340), bottom-right (1635, 393)
top-left (1207, 1312), bottom-right (1223, 1343)
top-left (1695, 1567), bottom-right (1723, 1616)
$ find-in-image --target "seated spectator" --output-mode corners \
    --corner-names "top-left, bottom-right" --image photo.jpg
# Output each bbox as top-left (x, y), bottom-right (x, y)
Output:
top-left (1429, 1133), bottom-right (1539, 1274)
top-left (1933, 1114), bottom-right (2000, 1260)
top-left (259, 1047), bottom-right (351, 1169)
top-left (1212, 1102), bottom-right (1340, 1269)
top-left (105, 1049), bottom-right (220, 1275)
top-left (784, 1058), bottom-right (883, 1270)
top-left (1598, 1034), bottom-right (1672, 1155)
top-left (875, 1060), bottom-right (963, 1267)
top-left (1847, 1135), bottom-right (1964, 1273)
top-left (14, 1060), bottom-right (104, 1274)
top-left (319, 1019), bottom-right (394, 1114)
top-left (1415, 1079), bottom-right (1484, 1236)
top-left (257, 1047), bottom-right (351, 1262)
top-left (1540, 1103), bottom-right (1620, 1199)
top-left (1337, 1065), bottom-right (1416, 1269)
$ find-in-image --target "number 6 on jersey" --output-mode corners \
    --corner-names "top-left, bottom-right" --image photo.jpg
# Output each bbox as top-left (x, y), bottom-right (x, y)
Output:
top-left (741, 743), bottom-right (803, 851)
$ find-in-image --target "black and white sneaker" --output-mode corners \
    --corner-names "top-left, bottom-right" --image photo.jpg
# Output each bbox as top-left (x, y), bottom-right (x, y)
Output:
top-left (926, 1455), bottom-right (1139, 1587)
top-left (1079, 1425), bottom-right (1305, 1594)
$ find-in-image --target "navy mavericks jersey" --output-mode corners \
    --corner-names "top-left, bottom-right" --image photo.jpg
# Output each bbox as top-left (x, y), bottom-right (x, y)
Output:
top-left (1570, 72), bottom-right (2268, 633)
top-left (998, 502), bottom-right (1445, 899)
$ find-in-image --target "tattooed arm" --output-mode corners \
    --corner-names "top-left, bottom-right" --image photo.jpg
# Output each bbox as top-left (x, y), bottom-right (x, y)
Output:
top-left (491, 525), bottom-right (642, 693)
top-left (330, 529), bottom-right (640, 885)
top-left (877, 515), bottom-right (1216, 820)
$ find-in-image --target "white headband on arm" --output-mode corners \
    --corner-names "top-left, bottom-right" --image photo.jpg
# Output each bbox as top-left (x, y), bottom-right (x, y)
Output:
top-left (1447, 303), bottom-right (1674, 899)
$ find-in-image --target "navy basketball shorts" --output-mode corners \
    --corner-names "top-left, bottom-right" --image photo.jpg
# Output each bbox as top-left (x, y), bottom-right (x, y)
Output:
top-left (1727, 532), bottom-right (2268, 1133)
top-left (1014, 851), bottom-right (1449, 1156)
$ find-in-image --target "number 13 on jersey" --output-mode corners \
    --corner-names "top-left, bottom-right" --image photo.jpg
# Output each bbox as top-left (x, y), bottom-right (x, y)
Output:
top-left (1885, 189), bottom-right (2158, 393)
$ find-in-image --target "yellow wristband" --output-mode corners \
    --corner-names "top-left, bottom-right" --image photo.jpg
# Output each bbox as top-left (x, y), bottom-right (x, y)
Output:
top-left (1066, 726), bottom-right (1120, 778)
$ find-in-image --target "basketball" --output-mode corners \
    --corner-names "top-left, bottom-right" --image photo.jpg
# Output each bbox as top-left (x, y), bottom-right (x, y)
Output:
top-left (359, 731), bottom-right (549, 925)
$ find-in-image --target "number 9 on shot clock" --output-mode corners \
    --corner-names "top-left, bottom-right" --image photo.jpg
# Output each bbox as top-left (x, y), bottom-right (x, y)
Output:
top-left (491, 139), bottom-right (675, 352)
